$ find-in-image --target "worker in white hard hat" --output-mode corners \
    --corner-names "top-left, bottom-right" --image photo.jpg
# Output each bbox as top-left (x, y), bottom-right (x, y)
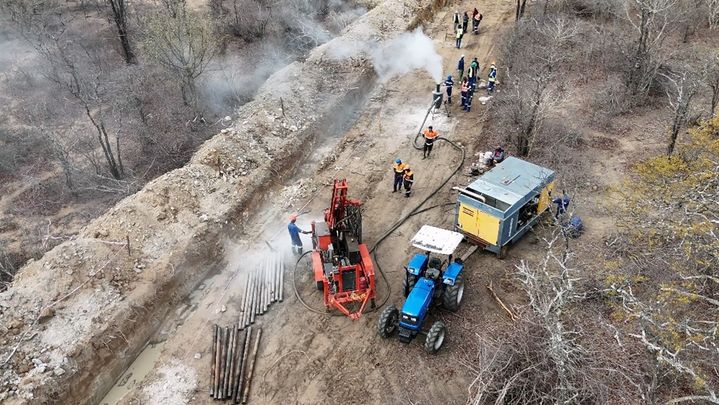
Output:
top-left (288, 214), bottom-right (311, 255)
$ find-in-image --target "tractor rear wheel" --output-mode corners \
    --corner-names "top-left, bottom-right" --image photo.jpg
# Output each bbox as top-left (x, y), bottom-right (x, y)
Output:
top-left (442, 274), bottom-right (465, 312)
top-left (378, 305), bottom-right (399, 338)
top-left (424, 321), bottom-right (446, 354)
top-left (402, 274), bottom-right (417, 297)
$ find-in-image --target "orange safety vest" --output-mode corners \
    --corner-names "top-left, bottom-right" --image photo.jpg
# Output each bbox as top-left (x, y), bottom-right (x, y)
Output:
top-left (423, 129), bottom-right (438, 140)
top-left (403, 170), bottom-right (414, 182)
top-left (393, 162), bottom-right (406, 173)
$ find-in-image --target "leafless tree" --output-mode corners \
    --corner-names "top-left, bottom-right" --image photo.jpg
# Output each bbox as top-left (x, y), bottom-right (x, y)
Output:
top-left (706, 0), bottom-right (719, 28)
top-left (106, 0), bottom-right (136, 64)
top-left (141, 4), bottom-right (219, 109)
top-left (623, 0), bottom-right (677, 100)
top-left (660, 70), bottom-right (697, 155)
top-left (702, 53), bottom-right (719, 117)
top-left (502, 17), bottom-right (578, 156)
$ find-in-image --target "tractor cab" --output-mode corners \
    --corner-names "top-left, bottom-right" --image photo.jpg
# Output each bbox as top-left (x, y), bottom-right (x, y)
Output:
top-left (403, 225), bottom-right (465, 301)
top-left (378, 225), bottom-right (467, 354)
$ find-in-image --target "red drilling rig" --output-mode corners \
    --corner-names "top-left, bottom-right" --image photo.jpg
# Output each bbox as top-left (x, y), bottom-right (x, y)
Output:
top-left (310, 179), bottom-right (376, 320)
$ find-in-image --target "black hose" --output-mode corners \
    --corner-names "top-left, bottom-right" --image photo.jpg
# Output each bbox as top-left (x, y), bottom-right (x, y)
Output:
top-left (292, 97), bottom-right (467, 316)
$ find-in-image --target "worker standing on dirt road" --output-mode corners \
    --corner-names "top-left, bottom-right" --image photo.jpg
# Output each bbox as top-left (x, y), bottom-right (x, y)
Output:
top-left (422, 126), bottom-right (439, 159)
top-left (455, 25), bottom-right (464, 48)
top-left (392, 158), bottom-right (407, 193)
top-left (473, 10), bottom-right (482, 34)
top-left (460, 78), bottom-right (469, 109)
top-left (288, 214), bottom-right (311, 255)
top-left (453, 11), bottom-right (460, 31)
top-left (444, 75), bottom-right (454, 104)
top-left (403, 167), bottom-right (414, 198)
top-left (487, 63), bottom-right (497, 93)
top-left (470, 58), bottom-right (479, 78)
top-left (457, 55), bottom-right (465, 81)
top-left (462, 12), bottom-right (469, 33)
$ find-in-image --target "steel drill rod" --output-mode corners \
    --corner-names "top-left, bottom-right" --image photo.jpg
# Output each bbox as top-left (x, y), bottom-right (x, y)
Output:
top-left (228, 323), bottom-right (241, 400)
top-left (265, 259), bottom-right (272, 310)
top-left (245, 271), bottom-right (255, 327)
top-left (218, 327), bottom-right (228, 399)
top-left (235, 327), bottom-right (252, 404)
top-left (224, 327), bottom-right (235, 398)
top-left (210, 324), bottom-right (217, 396)
top-left (241, 272), bottom-right (250, 328)
top-left (242, 328), bottom-right (262, 404)
top-left (213, 326), bottom-right (223, 398)
top-left (251, 268), bottom-right (259, 321)
top-left (263, 259), bottom-right (269, 312)
top-left (279, 259), bottom-right (285, 302)
top-left (238, 274), bottom-right (250, 329)
top-left (231, 327), bottom-right (248, 403)
top-left (270, 255), bottom-right (277, 303)
top-left (260, 262), bottom-right (267, 315)
top-left (262, 259), bottom-right (269, 312)
top-left (273, 255), bottom-right (278, 302)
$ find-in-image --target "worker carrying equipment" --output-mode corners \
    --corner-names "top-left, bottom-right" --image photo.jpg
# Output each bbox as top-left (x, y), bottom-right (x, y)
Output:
top-left (422, 126), bottom-right (439, 159)
top-left (403, 167), bottom-right (414, 197)
top-left (288, 214), bottom-right (311, 255)
top-left (392, 158), bottom-right (407, 193)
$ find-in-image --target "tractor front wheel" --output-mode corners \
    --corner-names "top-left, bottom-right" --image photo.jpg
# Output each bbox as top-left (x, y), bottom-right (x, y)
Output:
top-left (403, 274), bottom-right (417, 297)
top-left (424, 321), bottom-right (447, 354)
top-left (442, 274), bottom-right (465, 312)
top-left (378, 305), bottom-right (399, 338)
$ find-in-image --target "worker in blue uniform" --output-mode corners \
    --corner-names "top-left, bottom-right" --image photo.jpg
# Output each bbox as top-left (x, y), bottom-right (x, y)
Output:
top-left (444, 75), bottom-right (454, 104)
top-left (288, 214), bottom-right (311, 255)
top-left (552, 191), bottom-right (571, 218)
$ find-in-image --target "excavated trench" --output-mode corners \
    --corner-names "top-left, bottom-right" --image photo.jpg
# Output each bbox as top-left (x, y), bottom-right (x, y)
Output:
top-left (0, 1), bottom-right (452, 404)
top-left (98, 73), bottom-right (377, 405)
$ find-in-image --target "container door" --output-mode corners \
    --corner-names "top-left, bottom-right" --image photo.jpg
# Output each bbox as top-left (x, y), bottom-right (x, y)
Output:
top-left (537, 180), bottom-right (556, 214)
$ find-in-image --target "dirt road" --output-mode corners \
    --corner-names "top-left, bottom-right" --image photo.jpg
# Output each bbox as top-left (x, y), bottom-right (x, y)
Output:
top-left (104, 2), bottom-right (523, 404)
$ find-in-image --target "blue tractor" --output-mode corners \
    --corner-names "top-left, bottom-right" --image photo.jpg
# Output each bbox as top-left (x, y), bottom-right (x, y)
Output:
top-left (377, 225), bottom-right (466, 354)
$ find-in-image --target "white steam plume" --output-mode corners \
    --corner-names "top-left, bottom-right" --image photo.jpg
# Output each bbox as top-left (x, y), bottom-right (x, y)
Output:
top-left (329, 28), bottom-right (443, 83)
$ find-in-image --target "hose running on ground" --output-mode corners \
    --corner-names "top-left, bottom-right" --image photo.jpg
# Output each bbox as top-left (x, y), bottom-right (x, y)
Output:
top-left (293, 96), bottom-right (466, 315)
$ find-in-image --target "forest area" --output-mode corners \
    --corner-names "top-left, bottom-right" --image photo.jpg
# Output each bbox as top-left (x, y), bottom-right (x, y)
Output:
top-left (466, 0), bottom-right (719, 402)
top-left (0, 0), bottom-right (365, 290)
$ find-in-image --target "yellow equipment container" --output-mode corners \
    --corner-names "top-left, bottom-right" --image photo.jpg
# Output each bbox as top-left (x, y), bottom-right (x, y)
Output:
top-left (454, 157), bottom-right (555, 257)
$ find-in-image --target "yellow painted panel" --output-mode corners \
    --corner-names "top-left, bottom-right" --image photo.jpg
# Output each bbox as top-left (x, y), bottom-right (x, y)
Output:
top-left (537, 180), bottom-right (556, 214)
top-left (476, 210), bottom-right (500, 245)
top-left (457, 203), bottom-right (480, 236)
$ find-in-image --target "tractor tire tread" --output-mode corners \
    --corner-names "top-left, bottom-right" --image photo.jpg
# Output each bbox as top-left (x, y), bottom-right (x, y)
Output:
top-left (424, 321), bottom-right (446, 354)
top-left (442, 274), bottom-right (464, 312)
top-left (378, 305), bottom-right (398, 338)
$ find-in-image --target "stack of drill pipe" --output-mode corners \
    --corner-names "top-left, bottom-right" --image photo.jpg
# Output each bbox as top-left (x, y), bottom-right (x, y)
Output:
top-left (210, 323), bottom-right (249, 401)
top-left (239, 256), bottom-right (284, 330)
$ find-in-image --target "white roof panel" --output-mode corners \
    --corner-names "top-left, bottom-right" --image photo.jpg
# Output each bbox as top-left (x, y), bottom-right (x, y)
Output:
top-left (411, 225), bottom-right (464, 255)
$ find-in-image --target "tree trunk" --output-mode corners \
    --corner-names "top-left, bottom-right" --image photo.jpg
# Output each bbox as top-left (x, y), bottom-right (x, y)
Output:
top-left (108, 0), bottom-right (136, 64)
top-left (711, 85), bottom-right (718, 117)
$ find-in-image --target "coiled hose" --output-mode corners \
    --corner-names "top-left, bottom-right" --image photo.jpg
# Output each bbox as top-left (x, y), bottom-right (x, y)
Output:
top-left (293, 96), bottom-right (466, 315)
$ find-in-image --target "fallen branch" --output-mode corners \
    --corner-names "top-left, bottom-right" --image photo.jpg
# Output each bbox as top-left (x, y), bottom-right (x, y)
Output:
top-left (487, 281), bottom-right (518, 321)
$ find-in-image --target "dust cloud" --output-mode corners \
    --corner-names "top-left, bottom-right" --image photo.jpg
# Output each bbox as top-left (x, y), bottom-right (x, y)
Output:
top-left (329, 28), bottom-right (444, 83)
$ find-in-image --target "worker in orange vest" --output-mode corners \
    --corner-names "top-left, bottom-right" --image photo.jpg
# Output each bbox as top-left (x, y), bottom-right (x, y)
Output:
top-left (422, 126), bottom-right (439, 159)
top-left (403, 167), bottom-right (414, 197)
top-left (392, 158), bottom-right (407, 193)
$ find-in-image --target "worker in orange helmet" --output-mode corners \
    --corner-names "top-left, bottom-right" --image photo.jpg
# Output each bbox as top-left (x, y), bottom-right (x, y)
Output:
top-left (403, 167), bottom-right (414, 198)
top-left (422, 126), bottom-right (439, 159)
top-left (288, 214), bottom-right (311, 255)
